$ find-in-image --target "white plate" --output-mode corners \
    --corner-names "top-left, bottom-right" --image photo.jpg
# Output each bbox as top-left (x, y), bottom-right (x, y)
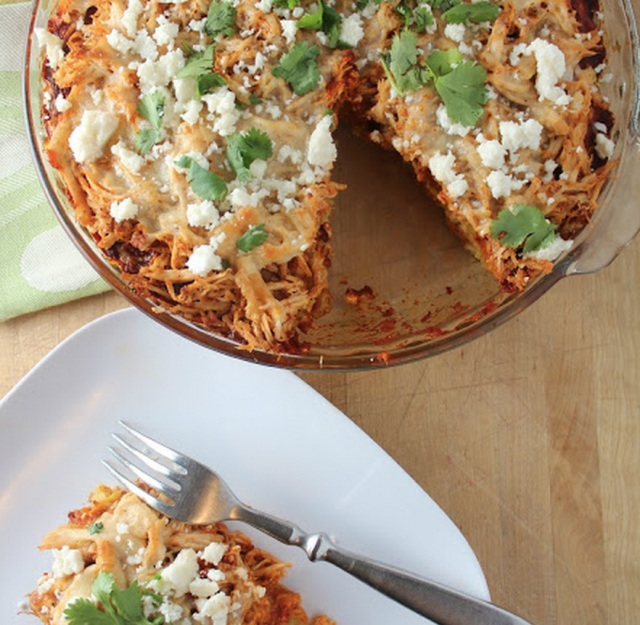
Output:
top-left (0, 308), bottom-right (489, 624)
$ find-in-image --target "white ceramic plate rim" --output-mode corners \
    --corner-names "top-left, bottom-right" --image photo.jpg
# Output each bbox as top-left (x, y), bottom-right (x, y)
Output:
top-left (0, 308), bottom-right (489, 624)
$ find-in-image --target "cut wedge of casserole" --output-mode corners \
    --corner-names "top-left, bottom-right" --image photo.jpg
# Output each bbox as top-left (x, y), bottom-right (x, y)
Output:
top-left (29, 485), bottom-right (335, 625)
top-left (37, 0), bottom-right (616, 351)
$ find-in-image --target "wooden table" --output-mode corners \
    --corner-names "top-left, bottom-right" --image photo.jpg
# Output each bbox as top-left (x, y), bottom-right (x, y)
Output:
top-left (2, 239), bottom-right (638, 625)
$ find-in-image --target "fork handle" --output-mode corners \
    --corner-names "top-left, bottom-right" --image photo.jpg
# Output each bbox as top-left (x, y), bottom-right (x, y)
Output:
top-left (233, 506), bottom-right (532, 625)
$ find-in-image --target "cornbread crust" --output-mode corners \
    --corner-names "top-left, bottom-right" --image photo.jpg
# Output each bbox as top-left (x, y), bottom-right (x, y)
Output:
top-left (39, 0), bottom-right (615, 350)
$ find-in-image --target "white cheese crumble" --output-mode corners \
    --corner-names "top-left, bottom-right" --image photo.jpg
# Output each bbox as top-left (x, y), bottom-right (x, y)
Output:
top-left (524, 235), bottom-right (573, 261)
top-left (477, 138), bottom-right (506, 169)
top-left (428, 151), bottom-right (468, 199)
top-left (196, 592), bottom-right (231, 620)
top-left (68, 110), bottom-right (119, 163)
top-left (190, 578), bottom-right (220, 598)
top-left (595, 132), bottom-right (614, 159)
top-left (136, 49), bottom-right (186, 94)
top-left (34, 28), bottom-right (65, 69)
top-left (202, 542), bottom-right (228, 566)
top-left (160, 548), bottom-right (200, 595)
top-left (153, 15), bottom-right (179, 47)
top-left (187, 245), bottom-right (224, 276)
top-left (54, 94), bottom-right (72, 113)
top-left (307, 116), bottom-right (337, 168)
top-left (110, 198), bottom-right (140, 222)
top-left (280, 19), bottom-right (297, 45)
top-left (436, 104), bottom-right (471, 137)
top-left (106, 30), bottom-right (135, 54)
top-left (524, 38), bottom-right (571, 106)
top-left (486, 170), bottom-right (526, 199)
top-left (159, 601), bottom-right (183, 622)
top-left (122, 0), bottom-right (145, 38)
top-left (499, 118), bottom-right (543, 152)
top-left (52, 547), bottom-right (84, 578)
top-left (340, 13), bottom-right (364, 48)
top-left (444, 23), bottom-right (466, 43)
top-left (202, 87), bottom-right (241, 136)
top-left (187, 200), bottom-right (220, 228)
top-left (255, 0), bottom-right (273, 12)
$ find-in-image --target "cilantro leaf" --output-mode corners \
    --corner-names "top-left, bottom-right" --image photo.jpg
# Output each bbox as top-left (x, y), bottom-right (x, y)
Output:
top-left (134, 128), bottom-right (162, 156)
top-left (381, 30), bottom-right (430, 95)
top-left (426, 0), bottom-right (462, 11)
top-left (395, 2), bottom-right (413, 29)
top-left (111, 582), bottom-right (145, 622)
top-left (442, 1), bottom-right (501, 23)
top-left (297, 1), bottom-right (324, 29)
top-left (237, 224), bottom-right (268, 252)
top-left (226, 128), bottom-right (273, 181)
top-left (431, 59), bottom-right (488, 126)
top-left (205, 1), bottom-right (236, 37)
top-left (177, 45), bottom-right (216, 79)
top-left (136, 91), bottom-right (165, 155)
top-left (176, 156), bottom-right (228, 202)
top-left (389, 30), bottom-right (419, 80)
top-left (87, 521), bottom-right (104, 535)
top-left (64, 572), bottom-right (159, 625)
top-left (274, 0), bottom-right (301, 8)
top-left (297, 1), bottom-right (345, 49)
top-left (249, 93), bottom-right (262, 105)
top-left (197, 72), bottom-right (226, 97)
top-left (137, 91), bottom-right (164, 130)
top-left (424, 48), bottom-right (463, 76)
top-left (415, 5), bottom-right (435, 31)
top-left (64, 599), bottom-right (115, 625)
top-left (271, 41), bottom-right (321, 95)
top-left (490, 204), bottom-right (557, 253)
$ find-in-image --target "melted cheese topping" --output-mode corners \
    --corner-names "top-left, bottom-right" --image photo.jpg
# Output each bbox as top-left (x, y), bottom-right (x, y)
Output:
top-left (39, 0), bottom-right (615, 349)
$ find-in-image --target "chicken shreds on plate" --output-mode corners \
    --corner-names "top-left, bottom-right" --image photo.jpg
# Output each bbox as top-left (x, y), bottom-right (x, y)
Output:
top-left (36, 0), bottom-right (615, 352)
top-left (29, 485), bottom-right (336, 625)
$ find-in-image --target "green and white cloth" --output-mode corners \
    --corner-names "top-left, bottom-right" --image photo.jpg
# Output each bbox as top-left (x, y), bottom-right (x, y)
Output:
top-left (0, 0), bottom-right (108, 322)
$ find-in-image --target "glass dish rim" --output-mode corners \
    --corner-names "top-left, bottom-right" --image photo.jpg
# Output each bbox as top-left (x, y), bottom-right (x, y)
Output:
top-left (21, 0), bottom-right (640, 371)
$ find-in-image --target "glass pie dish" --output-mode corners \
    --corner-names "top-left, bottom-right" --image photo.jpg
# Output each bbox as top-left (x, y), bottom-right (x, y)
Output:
top-left (23, 0), bottom-right (640, 370)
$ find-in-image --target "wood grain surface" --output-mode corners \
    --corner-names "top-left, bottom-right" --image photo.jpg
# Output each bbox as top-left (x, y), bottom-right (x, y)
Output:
top-left (2, 0), bottom-right (639, 622)
top-left (2, 239), bottom-right (638, 625)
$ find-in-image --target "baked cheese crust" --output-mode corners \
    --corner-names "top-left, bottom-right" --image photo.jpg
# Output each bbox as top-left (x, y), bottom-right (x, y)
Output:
top-left (36, 0), bottom-right (615, 352)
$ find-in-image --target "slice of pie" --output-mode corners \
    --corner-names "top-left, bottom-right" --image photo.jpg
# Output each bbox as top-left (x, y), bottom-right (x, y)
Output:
top-left (29, 485), bottom-right (335, 625)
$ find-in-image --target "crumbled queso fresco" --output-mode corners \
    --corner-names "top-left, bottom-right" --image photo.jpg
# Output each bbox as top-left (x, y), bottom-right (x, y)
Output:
top-left (36, 0), bottom-right (618, 349)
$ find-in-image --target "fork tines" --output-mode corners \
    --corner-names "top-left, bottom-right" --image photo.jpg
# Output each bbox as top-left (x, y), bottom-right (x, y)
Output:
top-left (103, 420), bottom-right (187, 516)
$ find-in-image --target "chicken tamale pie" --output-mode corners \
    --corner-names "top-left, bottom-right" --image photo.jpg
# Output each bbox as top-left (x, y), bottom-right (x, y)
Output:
top-left (35, 0), bottom-right (616, 352)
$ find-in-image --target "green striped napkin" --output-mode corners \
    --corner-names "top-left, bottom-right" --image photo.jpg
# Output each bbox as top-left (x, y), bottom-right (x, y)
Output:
top-left (0, 0), bottom-right (108, 322)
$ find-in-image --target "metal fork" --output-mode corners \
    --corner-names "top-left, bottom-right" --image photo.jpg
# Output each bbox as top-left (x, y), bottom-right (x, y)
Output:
top-left (104, 421), bottom-right (533, 625)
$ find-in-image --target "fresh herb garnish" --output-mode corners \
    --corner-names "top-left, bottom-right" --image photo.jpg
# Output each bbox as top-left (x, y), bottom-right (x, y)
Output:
top-left (274, 0), bottom-right (302, 8)
top-left (442, 1), bottom-right (501, 23)
top-left (297, 1), bottom-right (346, 48)
top-left (271, 41), bottom-right (321, 95)
top-left (426, 50), bottom-right (488, 126)
top-left (177, 44), bottom-right (226, 97)
top-left (395, 2), bottom-right (413, 29)
top-left (426, 0), bottom-right (462, 12)
top-left (135, 91), bottom-right (165, 155)
top-left (205, 0), bottom-right (236, 37)
top-left (175, 156), bottom-right (228, 202)
top-left (490, 204), bottom-right (557, 253)
top-left (64, 572), bottom-right (162, 625)
top-left (237, 224), bottom-right (268, 252)
top-left (87, 522), bottom-right (104, 535)
top-left (249, 93), bottom-right (262, 105)
top-left (226, 128), bottom-right (273, 182)
top-left (414, 5), bottom-right (435, 31)
top-left (380, 32), bottom-right (488, 126)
